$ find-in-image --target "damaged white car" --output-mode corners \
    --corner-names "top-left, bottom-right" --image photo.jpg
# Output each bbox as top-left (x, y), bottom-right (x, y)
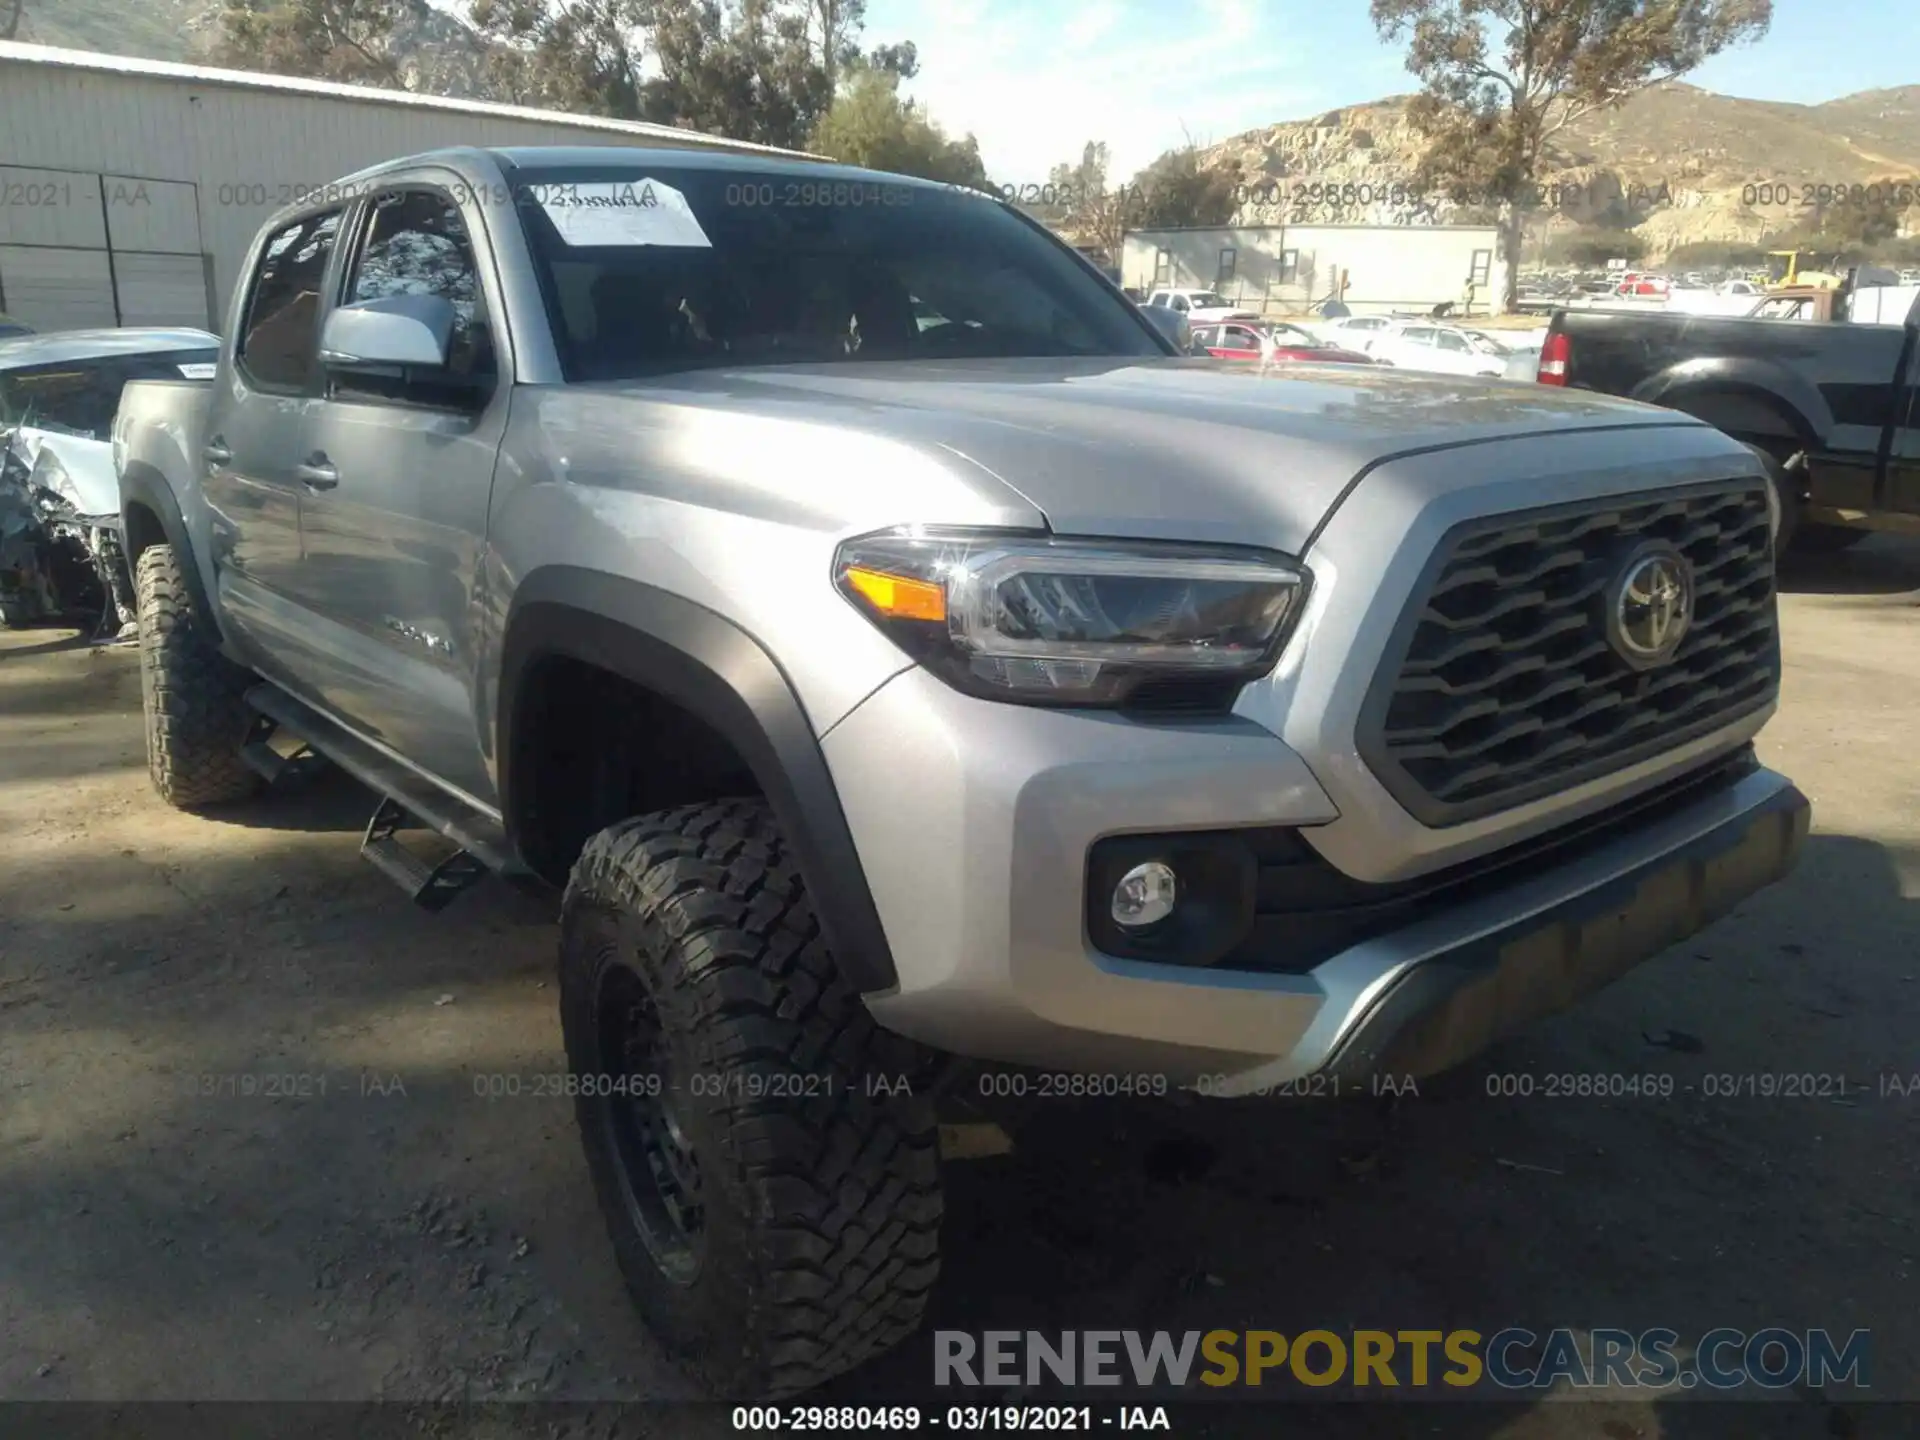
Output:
top-left (0, 328), bottom-right (218, 634)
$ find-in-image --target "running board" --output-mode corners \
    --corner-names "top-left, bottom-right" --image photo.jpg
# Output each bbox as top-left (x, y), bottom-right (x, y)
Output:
top-left (243, 683), bottom-right (519, 910)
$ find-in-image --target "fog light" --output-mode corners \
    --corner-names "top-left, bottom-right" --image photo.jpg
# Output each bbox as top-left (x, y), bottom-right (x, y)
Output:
top-left (1111, 861), bottom-right (1177, 928)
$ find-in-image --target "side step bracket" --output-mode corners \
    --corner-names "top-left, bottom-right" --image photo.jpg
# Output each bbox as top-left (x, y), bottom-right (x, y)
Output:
top-left (361, 796), bottom-right (490, 913)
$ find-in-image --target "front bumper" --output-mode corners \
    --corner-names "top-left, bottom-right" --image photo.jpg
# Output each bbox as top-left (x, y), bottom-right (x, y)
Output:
top-left (824, 666), bottom-right (1807, 1093)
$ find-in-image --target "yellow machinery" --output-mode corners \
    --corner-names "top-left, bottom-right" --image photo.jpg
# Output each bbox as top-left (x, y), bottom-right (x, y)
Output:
top-left (1765, 250), bottom-right (1845, 290)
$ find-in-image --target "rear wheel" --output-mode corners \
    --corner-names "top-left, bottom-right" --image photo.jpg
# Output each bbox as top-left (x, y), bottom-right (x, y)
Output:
top-left (1740, 441), bottom-right (1804, 557)
top-left (561, 798), bottom-right (943, 1397)
top-left (135, 544), bottom-right (261, 808)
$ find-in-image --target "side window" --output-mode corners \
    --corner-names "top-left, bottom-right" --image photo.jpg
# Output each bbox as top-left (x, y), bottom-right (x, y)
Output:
top-left (1148, 292), bottom-right (1168, 308)
top-left (1223, 326), bottom-right (1256, 349)
top-left (1402, 327), bottom-right (1436, 345)
top-left (344, 189), bottom-right (495, 396)
top-left (1437, 331), bottom-right (1471, 352)
top-left (239, 210), bottom-right (344, 391)
top-left (1190, 326), bottom-right (1216, 346)
top-left (1171, 294), bottom-right (1189, 312)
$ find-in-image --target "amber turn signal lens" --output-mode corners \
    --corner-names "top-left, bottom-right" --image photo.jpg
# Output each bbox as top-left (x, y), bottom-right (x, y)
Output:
top-left (843, 565), bottom-right (948, 623)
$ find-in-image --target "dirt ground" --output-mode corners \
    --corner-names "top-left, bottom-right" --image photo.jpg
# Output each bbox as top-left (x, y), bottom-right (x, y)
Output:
top-left (3, 539), bottom-right (1918, 1438)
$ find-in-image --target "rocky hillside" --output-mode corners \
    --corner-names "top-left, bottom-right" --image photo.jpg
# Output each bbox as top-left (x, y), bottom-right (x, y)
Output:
top-left (1202, 82), bottom-right (1920, 259)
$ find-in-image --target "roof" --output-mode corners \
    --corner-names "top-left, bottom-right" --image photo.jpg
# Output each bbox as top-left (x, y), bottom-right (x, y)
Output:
top-left (0, 328), bottom-right (220, 370)
top-left (0, 40), bottom-right (813, 159)
top-left (487, 146), bottom-right (946, 185)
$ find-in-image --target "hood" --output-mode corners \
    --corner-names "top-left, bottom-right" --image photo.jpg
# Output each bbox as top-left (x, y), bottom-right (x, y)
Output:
top-left (607, 358), bottom-right (1698, 552)
top-left (15, 429), bottom-right (121, 520)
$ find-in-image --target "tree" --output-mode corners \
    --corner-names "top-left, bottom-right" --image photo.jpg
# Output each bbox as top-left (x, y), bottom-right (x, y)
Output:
top-left (212, 0), bottom-right (414, 89)
top-left (1045, 142), bottom-right (1133, 257)
top-left (1124, 144), bottom-right (1242, 230)
top-left (1546, 225), bottom-right (1645, 266)
top-left (1371, 0), bottom-right (1772, 311)
top-left (643, 0), bottom-right (832, 149)
top-left (470, 0), bottom-right (891, 146)
top-left (808, 65), bottom-right (988, 187)
top-left (799, 0), bottom-right (916, 85)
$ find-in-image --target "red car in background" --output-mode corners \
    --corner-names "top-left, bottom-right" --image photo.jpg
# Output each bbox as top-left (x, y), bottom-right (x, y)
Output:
top-left (1191, 320), bottom-right (1374, 365)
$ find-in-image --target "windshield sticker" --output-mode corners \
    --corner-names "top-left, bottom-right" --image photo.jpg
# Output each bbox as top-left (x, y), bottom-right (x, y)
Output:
top-left (177, 362), bottom-right (217, 379)
top-left (529, 180), bottom-right (713, 249)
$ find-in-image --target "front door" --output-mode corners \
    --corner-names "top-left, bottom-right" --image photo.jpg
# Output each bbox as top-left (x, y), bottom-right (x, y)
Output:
top-left (286, 184), bottom-right (509, 805)
top-left (203, 207), bottom-right (345, 684)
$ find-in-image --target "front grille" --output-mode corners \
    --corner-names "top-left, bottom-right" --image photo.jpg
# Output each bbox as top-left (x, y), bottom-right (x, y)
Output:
top-left (1359, 481), bottom-right (1778, 827)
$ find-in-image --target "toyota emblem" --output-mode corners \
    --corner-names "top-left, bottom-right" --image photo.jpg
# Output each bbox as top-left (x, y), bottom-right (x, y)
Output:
top-left (1609, 546), bottom-right (1693, 668)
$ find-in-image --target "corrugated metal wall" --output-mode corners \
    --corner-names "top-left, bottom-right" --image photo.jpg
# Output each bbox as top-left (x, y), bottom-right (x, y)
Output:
top-left (0, 58), bottom-right (743, 331)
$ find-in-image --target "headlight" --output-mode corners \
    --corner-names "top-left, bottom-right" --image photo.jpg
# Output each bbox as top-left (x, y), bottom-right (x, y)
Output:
top-left (833, 528), bottom-right (1309, 706)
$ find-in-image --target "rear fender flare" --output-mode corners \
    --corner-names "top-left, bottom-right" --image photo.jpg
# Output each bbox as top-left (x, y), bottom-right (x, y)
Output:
top-left (118, 460), bottom-right (218, 629)
top-left (1632, 360), bottom-right (1828, 449)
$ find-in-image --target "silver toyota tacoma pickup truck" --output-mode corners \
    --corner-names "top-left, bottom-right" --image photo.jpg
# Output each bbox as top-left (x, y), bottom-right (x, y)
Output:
top-left (114, 145), bottom-right (1809, 1396)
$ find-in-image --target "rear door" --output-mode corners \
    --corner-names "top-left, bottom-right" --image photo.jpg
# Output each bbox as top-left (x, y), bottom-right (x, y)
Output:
top-left (204, 206), bottom-right (347, 680)
top-left (285, 182), bottom-right (509, 804)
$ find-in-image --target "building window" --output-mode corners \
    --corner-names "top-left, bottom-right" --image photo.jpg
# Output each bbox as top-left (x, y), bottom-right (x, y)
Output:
top-left (1470, 248), bottom-right (1492, 285)
top-left (1217, 247), bottom-right (1237, 283)
top-left (1279, 248), bottom-right (1299, 284)
top-left (1153, 249), bottom-right (1172, 285)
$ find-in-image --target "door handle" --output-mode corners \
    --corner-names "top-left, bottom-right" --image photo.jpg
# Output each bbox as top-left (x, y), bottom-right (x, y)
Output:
top-left (203, 438), bottom-right (232, 467)
top-left (295, 455), bottom-right (339, 491)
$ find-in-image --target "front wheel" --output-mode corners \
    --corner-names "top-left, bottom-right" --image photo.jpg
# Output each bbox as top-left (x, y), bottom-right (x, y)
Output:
top-left (560, 799), bottom-right (943, 1397)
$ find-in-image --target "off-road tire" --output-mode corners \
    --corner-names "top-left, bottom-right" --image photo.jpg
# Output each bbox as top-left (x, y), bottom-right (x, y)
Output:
top-left (561, 799), bottom-right (943, 1398)
top-left (135, 544), bottom-right (260, 808)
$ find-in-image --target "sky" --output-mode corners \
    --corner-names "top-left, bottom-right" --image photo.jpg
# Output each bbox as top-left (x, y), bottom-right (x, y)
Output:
top-left (863, 0), bottom-right (1920, 185)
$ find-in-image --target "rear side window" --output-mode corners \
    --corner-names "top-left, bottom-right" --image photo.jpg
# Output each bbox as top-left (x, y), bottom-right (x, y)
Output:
top-left (239, 210), bottom-right (343, 391)
top-left (0, 349), bottom-right (220, 438)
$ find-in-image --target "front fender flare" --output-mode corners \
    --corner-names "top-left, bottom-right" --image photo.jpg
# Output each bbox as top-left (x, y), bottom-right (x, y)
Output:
top-left (498, 566), bottom-right (900, 997)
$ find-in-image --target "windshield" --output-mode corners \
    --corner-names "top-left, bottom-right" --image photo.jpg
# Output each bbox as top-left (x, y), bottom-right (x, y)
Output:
top-left (506, 165), bottom-right (1165, 381)
top-left (1186, 292), bottom-right (1231, 308)
top-left (1466, 332), bottom-right (1509, 355)
top-left (0, 349), bottom-right (219, 439)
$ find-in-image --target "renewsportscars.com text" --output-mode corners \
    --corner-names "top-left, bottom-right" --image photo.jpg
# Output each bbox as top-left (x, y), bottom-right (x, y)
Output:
top-left (934, 1328), bottom-right (1870, 1391)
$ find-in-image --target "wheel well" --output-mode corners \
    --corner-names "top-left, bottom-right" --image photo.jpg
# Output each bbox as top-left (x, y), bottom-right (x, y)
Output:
top-left (123, 501), bottom-right (167, 562)
top-left (507, 654), bottom-right (762, 885)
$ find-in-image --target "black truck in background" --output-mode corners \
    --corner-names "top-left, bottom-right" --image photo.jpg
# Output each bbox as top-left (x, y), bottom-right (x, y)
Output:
top-left (1536, 284), bottom-right (1920, 554)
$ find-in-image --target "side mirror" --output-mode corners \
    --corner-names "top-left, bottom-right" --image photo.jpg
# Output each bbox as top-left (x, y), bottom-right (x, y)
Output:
top-left (320, 294), bottom-right (455, 370)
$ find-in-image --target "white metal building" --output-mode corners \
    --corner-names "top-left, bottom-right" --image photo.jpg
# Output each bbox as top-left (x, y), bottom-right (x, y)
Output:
top-left (0, 40), bottom-right (801, 334)
top-left (1122, 223), bottom-right (1510, 317)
